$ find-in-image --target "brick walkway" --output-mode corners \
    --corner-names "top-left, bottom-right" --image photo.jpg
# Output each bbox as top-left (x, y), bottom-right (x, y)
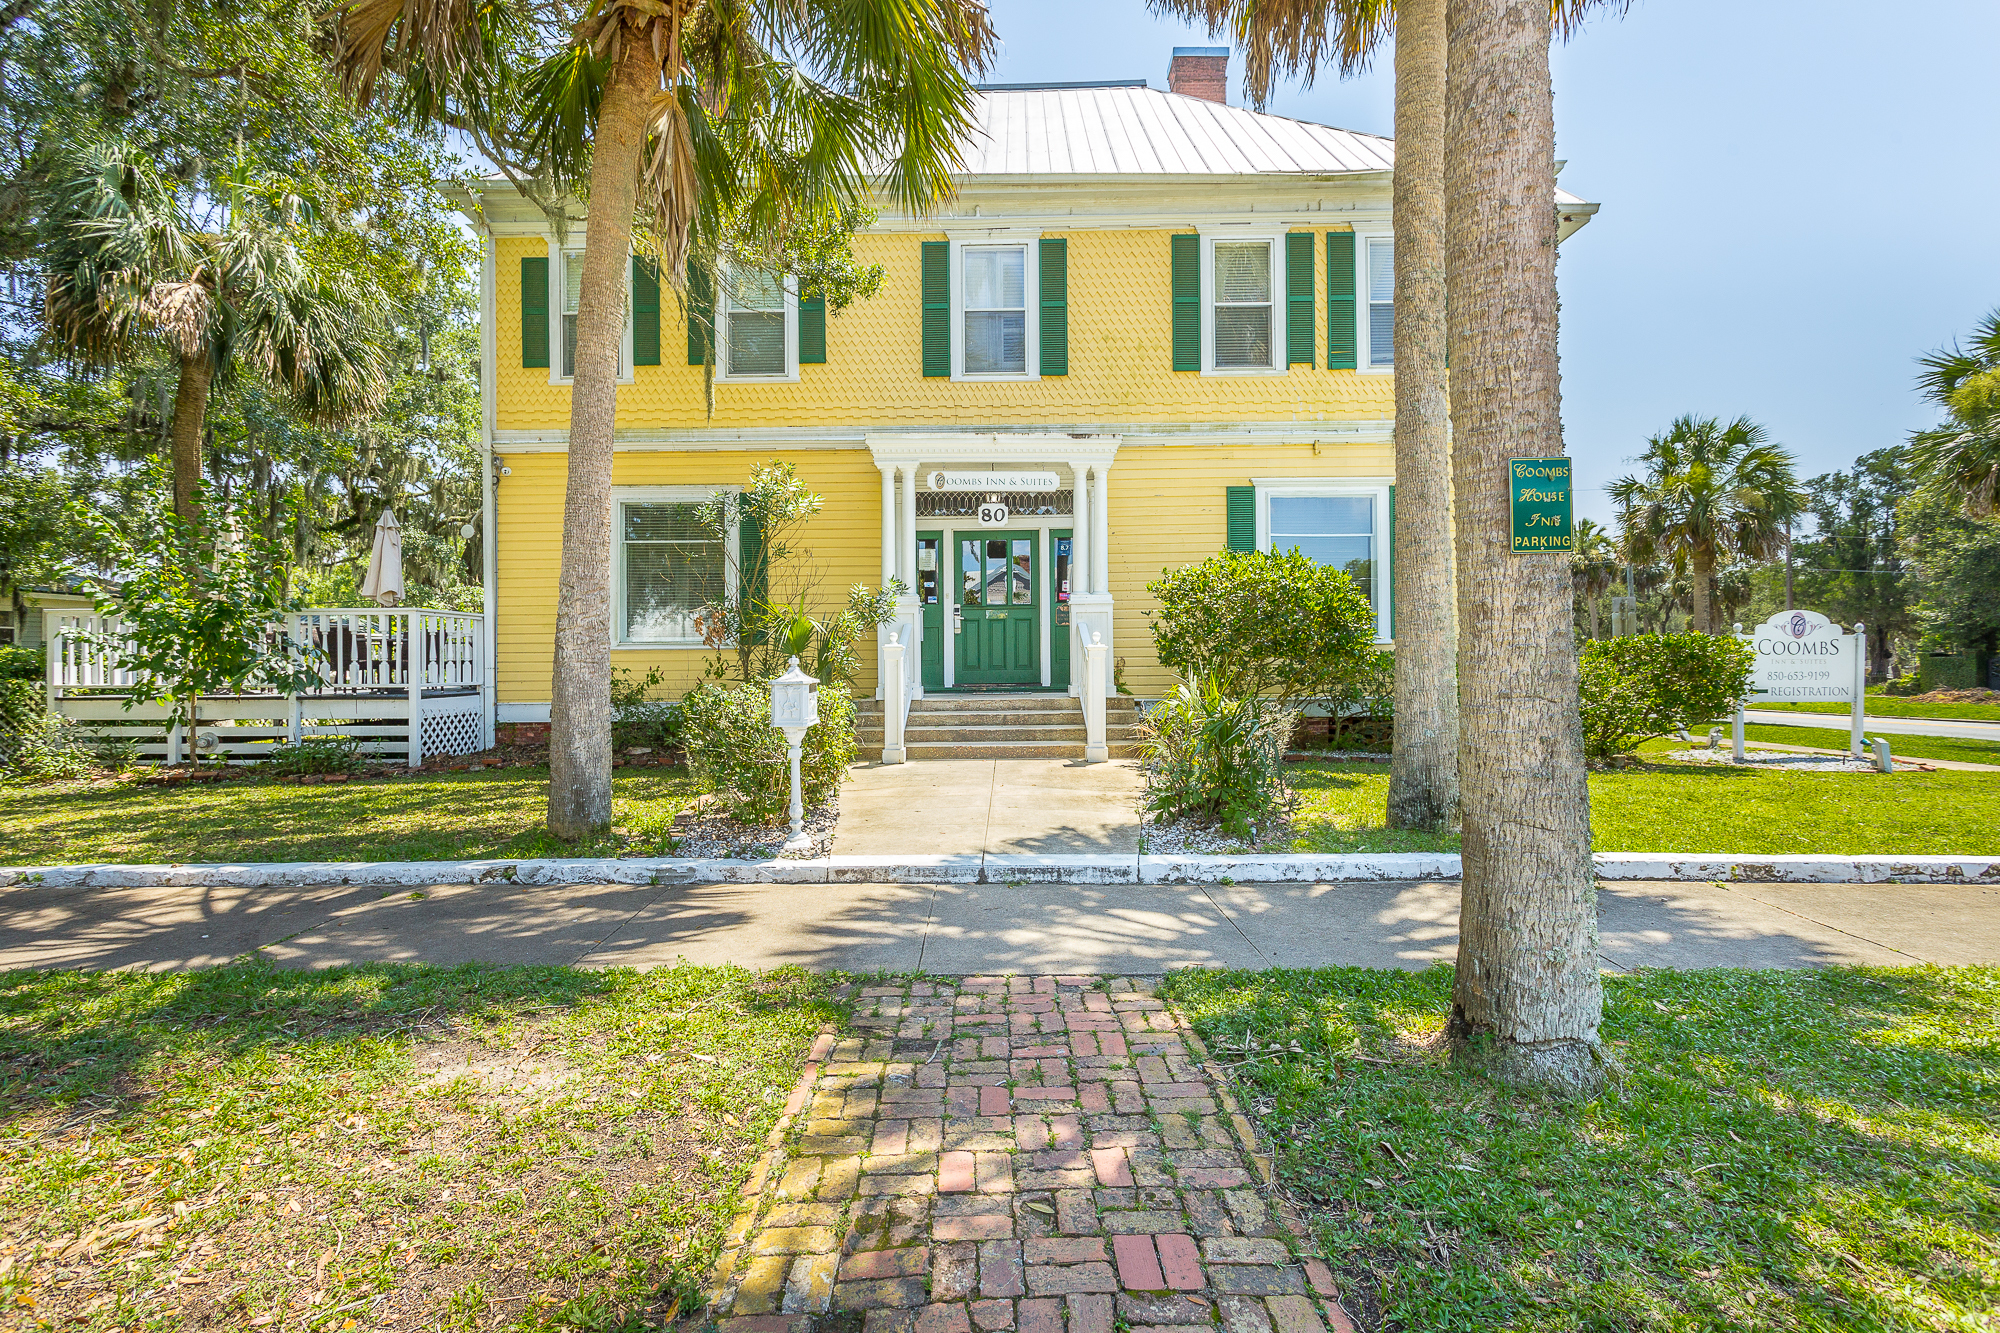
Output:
top-left (708, 977), bottom-right (1356, 1333)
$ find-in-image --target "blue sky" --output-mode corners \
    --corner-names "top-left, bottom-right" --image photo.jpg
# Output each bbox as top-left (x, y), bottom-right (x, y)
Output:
top-left (979, 0), bottom-right (2000, 524)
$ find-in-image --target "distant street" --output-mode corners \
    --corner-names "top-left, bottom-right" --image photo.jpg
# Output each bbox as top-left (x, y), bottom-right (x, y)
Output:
top-left (1744, 710), bottom-right (2000, 742)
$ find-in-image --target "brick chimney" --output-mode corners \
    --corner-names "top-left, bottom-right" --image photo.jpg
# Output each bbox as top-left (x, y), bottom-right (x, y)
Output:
top-left (1167, 47), bottom-right (1228, 104)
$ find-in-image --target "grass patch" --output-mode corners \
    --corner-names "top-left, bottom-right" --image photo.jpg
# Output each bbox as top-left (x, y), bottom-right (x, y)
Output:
top-left (1164, 965), bottom-right (2000, 1332)
top-left (1760, 697), bottom-right (2000, 723)
top-left (0, 767), bottom-right (702, 865)
top-left (1282, 760), bottom-right (2000, 856)
top-left (1740, 723), bottom-right (2000, 768)
top-left (0, 961), bottom-right (840, 1331)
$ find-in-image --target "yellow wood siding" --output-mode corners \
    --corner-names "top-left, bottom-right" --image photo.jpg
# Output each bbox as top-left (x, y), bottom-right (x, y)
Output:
top-left (496, 450), bottom-right (884, 702)
top-left (493, 231), bottom-right (1391, 433)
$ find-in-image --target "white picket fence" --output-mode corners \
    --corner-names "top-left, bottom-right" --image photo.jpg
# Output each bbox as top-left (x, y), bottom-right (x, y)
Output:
top-left (47, 608), bottom-right (490, 767)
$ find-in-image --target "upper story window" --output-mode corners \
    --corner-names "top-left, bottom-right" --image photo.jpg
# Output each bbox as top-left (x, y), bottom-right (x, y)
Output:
top-left (1255, 480), bottom-right (1392, 641)
top-left (618, 493), bottom-right (732, 645)
top-left (1367, 238), bottom-right (1395, 368)
top-left (1210, 239), bottom-right (1278, 372)
top-left (963, 245), bottom-right (1027, 375)
top-left (559, 250), bottom-right (629, 380)
top-left (725, 272), bottom-right (787, 377)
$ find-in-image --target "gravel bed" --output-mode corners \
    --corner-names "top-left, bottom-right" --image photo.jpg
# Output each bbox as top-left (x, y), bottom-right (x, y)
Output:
top-left (1664, 747), bottom-right (1885, 773)
top-left (656, 794), bottom-right (837, 859)
top-left (1141, 811), bottom-right (1297, 855)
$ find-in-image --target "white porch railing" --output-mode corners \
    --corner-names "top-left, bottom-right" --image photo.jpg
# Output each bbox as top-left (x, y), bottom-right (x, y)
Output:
top-left (47, 608), bottom-right (489, 767)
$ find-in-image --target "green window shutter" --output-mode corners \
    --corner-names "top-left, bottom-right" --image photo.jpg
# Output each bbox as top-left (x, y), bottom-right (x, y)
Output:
top-left (631, 257), bottom-right (660, 366)
top-left (738, 508), bottom-right (767, 640)
top-left (686, 264), bottom-right (713, 366)
top-left (1225, 486), bottom-right (1257, 551)
top-left (520, 256), bottom-right (549, 369)
top-left (1326, 230), bottom-right (1357, 369)
top-left (799, 293), bottom-right (826, 364)
top-left (921, 240), bottom-right (950, 377)
top-left (1039, 237), bottom-right (1068, 376)
top-left (1386, 485), bottom-right (1396, 638)
top-left (1286, 232), bottom-right (1316, 366)
top-left (1171, 233), bottom-right (1200, 371)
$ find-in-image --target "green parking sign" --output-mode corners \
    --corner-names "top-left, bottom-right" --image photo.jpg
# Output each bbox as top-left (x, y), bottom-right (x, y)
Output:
top-left (1510, 457), bottom-right (1574, 554)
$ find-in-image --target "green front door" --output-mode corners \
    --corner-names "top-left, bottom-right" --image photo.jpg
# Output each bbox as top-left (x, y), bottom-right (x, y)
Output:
top-left (916, 530), bottom-right (944, 691)
top-left (955, 532), bottom-right (1040, 685)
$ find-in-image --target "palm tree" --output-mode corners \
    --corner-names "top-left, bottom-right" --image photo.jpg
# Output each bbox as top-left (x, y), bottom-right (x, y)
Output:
top-left (1908, 308), bottom-right (2000, 516)
top-left (42, 141), bottom-right (392, 521)
top-left (1609, 415), bottom-right (1804, 634)
top-left (1147, 0), bottom-right (1619, 836)
top-left (333, 0), bottom-right (996, 840)
top-left (1569, 517), bottom-right (1617, 638)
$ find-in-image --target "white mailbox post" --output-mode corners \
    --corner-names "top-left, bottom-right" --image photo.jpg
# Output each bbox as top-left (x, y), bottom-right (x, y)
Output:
top-left (770, 657), bottom-right (821, 853)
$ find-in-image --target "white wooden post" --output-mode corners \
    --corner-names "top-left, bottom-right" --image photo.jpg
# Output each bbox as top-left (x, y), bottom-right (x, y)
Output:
top-left (1850, 621), bottom-right (1867, 757)
top-left (881, 633), bottom-right (907, 764)
top-left (405, 610), bottom-right (424, 769)
top-left (1731, 622), bottom-right (1746, 761)
top-left (1082, 632), bottom-right (1108, 763)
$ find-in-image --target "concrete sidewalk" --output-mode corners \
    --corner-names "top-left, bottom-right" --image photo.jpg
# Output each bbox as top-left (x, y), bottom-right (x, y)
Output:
top-left (835, 759), bottom-right (1146, 856)
top-left (4, 875), bottom-right (1994, 975)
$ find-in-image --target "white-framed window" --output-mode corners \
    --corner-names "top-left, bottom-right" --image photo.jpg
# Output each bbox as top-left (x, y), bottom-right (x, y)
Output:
top-left (615, 486), bottom-right (739, 647)
top-left (551, 243), bottom-right (632, 384)
top-left (1366, 237), bottom-right (1394, 368)
top-left (717, 269), bottom-right (800, 383)
top-left (1254, 478), bottom-right (1392, 642)
top-left (0, 609), bottom-right (14, 645)
top-left (1201, 233), bottom-right (1284, 375)
top-left (950, 236), bottom-right (1039, 380)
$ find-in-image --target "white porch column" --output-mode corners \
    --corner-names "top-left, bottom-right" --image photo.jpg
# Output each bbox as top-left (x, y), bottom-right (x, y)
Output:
top-left (900, 462), bottom-right (919, 590)
top-left (1091, 464), bottom-right (1111, 596)
top-left (880, 465), bottom-right (896, 586)
top-left (1069, 461), bottom-right (1090, 594)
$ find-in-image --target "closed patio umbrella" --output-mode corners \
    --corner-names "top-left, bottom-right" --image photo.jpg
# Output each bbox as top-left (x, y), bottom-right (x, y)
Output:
top-left (360, 508), bottom-right (404, 608)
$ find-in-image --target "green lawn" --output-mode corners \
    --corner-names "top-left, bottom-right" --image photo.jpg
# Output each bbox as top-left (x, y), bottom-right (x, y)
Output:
top-left (1284, 759), bottom-right (2000, 856)
top-left (0, 766), bottom-right (701, 865)
top-left (1759, 697), bottom-right (2000, 723)
top-left (1740, 722), bottom-right (2000, 768)
top-left (1163, 965), bottom-right (2000, 1332)
top-left (0, 961), bottom-right (839, 1332)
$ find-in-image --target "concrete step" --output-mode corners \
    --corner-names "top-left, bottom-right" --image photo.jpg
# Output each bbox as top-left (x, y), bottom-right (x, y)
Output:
top-left (910, 725), bottom-right (1089, 743)
top-left (905, 740), bottom-right (1088, 759)
top-left (911, 694), bottom-right (1078, 713)
top-left (906, 709), bottom-right (1080, 728)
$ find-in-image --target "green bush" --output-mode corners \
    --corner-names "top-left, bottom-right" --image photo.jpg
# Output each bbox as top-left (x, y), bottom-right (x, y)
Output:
top-left (1, 686), bottom-right (92, 781)
top-left (262, 733), bottom-right (364, 776)
top-left (0, 644), bottom-right (44, 681)
top-left (1578, 632), bottom-right (1755, 763)
top-left (1322, 647), bottom-right (1394, 750)
top-left (680, 681), bottom-right (856, 824)
top-left (611, 665), bottom-right (684, 752)
top-left (1918, 654), bottom-right (1981, 692)
top-left (1140, 676), bottom-right (1297, 840)
top-left (1147, 549), bottom-right (1378, 704)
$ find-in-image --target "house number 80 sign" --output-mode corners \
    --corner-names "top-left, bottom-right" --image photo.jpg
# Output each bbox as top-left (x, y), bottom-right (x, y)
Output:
top-left (977, 502), bottom-right (1009, 526)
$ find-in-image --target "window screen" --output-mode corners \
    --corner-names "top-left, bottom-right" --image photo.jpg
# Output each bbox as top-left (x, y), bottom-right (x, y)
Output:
top-left (963, 246), bottom-right (1027, 373)
top-left (622, 502), bottom-right (724, 642)
top-left (1367, 238), bottom-right (1394, 368)
top-left (1214, 241), bottom-right (1273, 368)
top-left (726, 271), bottom-right (786, 376)
top-left (1270, 494), bottom-right (1375, 606)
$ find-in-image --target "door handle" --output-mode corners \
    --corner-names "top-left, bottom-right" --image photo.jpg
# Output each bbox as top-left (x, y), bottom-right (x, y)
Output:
top-left (951, 608), bottom-right (963, 634)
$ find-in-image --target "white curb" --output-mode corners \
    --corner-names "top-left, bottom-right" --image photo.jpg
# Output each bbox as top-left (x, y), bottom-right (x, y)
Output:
top-left (2, 852), bottom-right (1994, 890)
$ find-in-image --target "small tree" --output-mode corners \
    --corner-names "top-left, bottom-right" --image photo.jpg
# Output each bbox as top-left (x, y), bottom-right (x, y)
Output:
top-left (79, 487), bottom-right (323, 752)
top-left (1147, 549), bottom-right (1377, 702)
top-left (1576, 632), bottom-right (1755, 763)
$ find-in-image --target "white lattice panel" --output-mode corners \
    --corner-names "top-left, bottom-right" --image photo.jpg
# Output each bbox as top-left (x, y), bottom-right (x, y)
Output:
top-left (421, 707), bottom-right (484, 759)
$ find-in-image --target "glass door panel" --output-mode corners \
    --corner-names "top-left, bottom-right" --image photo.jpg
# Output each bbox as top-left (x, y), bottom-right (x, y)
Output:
top-left (953, 530), bottom-right (1040, 685)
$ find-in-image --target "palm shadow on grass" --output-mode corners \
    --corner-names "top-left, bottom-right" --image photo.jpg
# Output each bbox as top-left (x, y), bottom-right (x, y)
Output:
top-left (1166, 964), bottom-right (2000, 1331)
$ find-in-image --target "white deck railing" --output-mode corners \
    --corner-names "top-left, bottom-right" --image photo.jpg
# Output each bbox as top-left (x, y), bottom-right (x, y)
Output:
top-left (50, 608), bottom-right (485, 695)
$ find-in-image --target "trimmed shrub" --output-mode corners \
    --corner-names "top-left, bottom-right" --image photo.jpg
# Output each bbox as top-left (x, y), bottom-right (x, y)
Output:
top-left (1578, 632), bottom-right (1755, 763)
top-left (1140, 676), bottom-right (1297, 840)
top-left (263, 734), bottom-right (364, 777)
top-left (680, 682), bottom-right (857, 823)
top-left (0, 645), bottom-right (43, 681)
top-left (1147, 549), bottom-right (1378, 703)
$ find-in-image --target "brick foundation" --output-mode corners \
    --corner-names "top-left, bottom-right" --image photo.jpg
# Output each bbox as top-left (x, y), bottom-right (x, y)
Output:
top-left (497, 722), bottom-right (551, 746)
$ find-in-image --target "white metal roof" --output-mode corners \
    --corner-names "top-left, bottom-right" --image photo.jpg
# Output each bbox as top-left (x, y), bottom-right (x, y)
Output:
top-left (953, 86), bottom-right (1396, 179)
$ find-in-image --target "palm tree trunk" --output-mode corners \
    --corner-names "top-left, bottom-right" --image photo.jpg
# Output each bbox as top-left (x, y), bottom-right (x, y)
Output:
top-left (1444, 0), bottom-right (1602, 1094)
top-left (169, 354), bottom-right (213, 521)
top-left (1690, 548), bottom-right (1715, 633)
top-left (547, 31), bottom-right (657, 840)
top-left (1588, 596), bottom-right (1599, 640)
top-left (1385, 0), bottom-right (1460, 835)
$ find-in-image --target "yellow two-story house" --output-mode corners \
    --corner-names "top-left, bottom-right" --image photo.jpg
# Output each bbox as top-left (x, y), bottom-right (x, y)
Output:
top-left (465, 49), bottom-right (1596, 743)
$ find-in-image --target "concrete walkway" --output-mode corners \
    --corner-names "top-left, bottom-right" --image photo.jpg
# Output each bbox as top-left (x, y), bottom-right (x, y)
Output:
top-left (5, 875), bottom-right (1995, 975)
top-left (1744, 709), bottom-right (2000, 742)
top-left (708, 976), bottom-right (1358, 1333)
top-left (837, 760), bottom-right (1146, 857)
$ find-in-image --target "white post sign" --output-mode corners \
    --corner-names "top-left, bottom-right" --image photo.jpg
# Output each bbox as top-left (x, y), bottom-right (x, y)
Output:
top-left (1736, 610), bottom-right (1868, 758)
